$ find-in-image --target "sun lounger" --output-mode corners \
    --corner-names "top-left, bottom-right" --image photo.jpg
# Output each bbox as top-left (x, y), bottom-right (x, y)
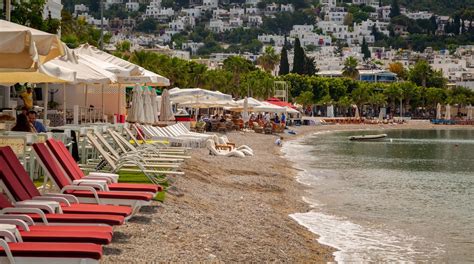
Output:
top-left (0, 217), bottom-right (112, 244)
top-left (215, 135), bottom-right (253, 156)
top-left (0, 147), bottom-right (133, 219)
top-left (0, 238), bottom-right (102, 264)
top-left (206, 139), bottom-right (245, 158)
top-left (124, 126), bottom-right (188, 153)
top-left (32, 143), bottom-right (154, 215)
top-left (46, 139), bottom-right (161, 195)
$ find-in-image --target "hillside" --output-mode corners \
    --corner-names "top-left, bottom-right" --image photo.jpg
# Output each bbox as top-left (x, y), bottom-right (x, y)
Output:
top-left (382, 0), bottom-right (473, 16)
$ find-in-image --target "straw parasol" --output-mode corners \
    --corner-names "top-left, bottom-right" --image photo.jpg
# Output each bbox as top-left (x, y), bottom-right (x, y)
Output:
top-left (436, 103), bottom-right (442, 119)
top-left (445, 104), bottom-right (451, 120)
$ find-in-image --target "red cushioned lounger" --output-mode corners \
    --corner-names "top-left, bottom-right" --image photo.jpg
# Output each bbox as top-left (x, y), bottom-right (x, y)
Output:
top-left (32, 143), bottom-right (153, 215)
top-left (0, 240), bottom-right (102, 264)
top-left (47, 139), bottom-right (161, 194)
top-left (0, 193), bottom-right (124, 226)
top-left (0, 147), bottom-right (132, 219)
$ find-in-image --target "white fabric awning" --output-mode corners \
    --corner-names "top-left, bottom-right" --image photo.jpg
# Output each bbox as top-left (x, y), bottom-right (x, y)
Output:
top-left (253, 101), bottom-right (287, 113)
top-left (169, 88), bottom-right (233, 105)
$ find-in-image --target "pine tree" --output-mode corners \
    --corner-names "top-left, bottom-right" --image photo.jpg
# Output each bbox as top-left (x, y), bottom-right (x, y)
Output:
top-left (453, 14), bottom-right (461, 35)
top-left (361, 37), bottom-right (371, 61)
top-left (279, 47), bottom-right (290, 75)
top-left (389, 0), bottom-right (400, 18)
top-left (292, 38), bottom-right (305, 75)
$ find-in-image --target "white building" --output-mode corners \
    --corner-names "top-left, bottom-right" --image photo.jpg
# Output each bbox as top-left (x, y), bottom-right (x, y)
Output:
top-left (404, 11), bottom-right (433, 20)
top-left (352, 0), bottom-right (378, 7)
top-left (202, 0), bottom-right (218, 10)
top-left (43, 0), bottom-right (62, 20)
top-left (280, 4), bottom-right (294, 12)
top-left (321, 0), bottom-right (337, 8)
top-left (209, 19), bottom-right (225, 33)
top-left (230, 7), bottom-right (245, 18)
top-left (245, 0), bottom-right (261, 6)
top-left (258, 34), bottom-right (287, 46)
top-left (105, 0), bottom-right (123, 9)
top-left (245, 7), bottom-right (259, 15)
top-left (182, 8), bottom-right (202, 18)
top-left (182, 41), bottom-right (205, 55)
top-left (74, 4), bottom-right (88, 16)
top-left (248, 15), bottom-right (263, 26)
top-left (213, 8), bottom-right (229, 19)
top-left (126, 0), bottom-right (140, 11)
top-left (325, 7), bottom-right (348, 25)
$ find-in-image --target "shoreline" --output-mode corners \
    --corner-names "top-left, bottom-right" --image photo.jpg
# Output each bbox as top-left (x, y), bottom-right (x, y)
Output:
top-left (102, 122), bottom-right (472, 263)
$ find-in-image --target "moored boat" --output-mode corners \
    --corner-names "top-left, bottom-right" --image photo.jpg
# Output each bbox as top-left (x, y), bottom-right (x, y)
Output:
top-left (349, 134), bottom-right (388, 141)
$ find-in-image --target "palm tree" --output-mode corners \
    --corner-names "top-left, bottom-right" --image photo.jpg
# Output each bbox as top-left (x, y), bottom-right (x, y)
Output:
top-left (257, 46), bottom-right (280, 73)
top-left (342, 57), bottom-right (359, 80)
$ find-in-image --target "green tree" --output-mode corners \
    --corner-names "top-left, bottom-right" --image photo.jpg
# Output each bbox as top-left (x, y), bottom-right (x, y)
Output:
top-left (295, 91), bottom-right (315, 109)
top-left (292, 38), bottom-right (305, 74)
top-left (342, 57), bottom-right (359, 80)
top-left (241, 70), bottom-right (275, 99)
top-left (11, 0), bottom-right (60, 33)
top-left (390, 0), bottom-right (401, 18)
top-left (223, 56), bottom-right (256, 96)
top-left (361, 37), bottom-right (371, 60)
top-left (136, 18), bottom-right (157, 33)
top-left (304, 56), bottom-right (317, 75)
top-left (279, 47), bottom-right (290, 76)
top-left (202, 69), bottom-right (233, 92)
top-left (257, 46), bottom-right (280, 73)
top-left (337, 96), bottom-right (354, 116)
top-left (408, 60), bottom-right (447, 88)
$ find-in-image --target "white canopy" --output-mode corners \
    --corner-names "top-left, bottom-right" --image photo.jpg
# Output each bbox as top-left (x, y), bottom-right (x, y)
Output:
top-left (75, 44), bottom-right (170, 86)
top-left (236, 97), bottom-right (262, 107)
top-left (285, 106), bottom-right (300, 114)
top-left (169, 88), bottom-right (233, 105)
top-left (45, 45), bottom-right (115, 84)
top-left (253, 101), bottom-right (286, 113)
top-left (0, 20), bottom-right (64, 65)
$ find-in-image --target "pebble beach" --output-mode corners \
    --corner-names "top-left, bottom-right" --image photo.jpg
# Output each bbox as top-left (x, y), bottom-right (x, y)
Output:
top-left (102, 121), bottom-right (470, 263)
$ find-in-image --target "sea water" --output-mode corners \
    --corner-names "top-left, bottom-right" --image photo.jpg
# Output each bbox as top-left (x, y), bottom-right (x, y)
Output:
top-left (284, 129), bottom-right (474, 263)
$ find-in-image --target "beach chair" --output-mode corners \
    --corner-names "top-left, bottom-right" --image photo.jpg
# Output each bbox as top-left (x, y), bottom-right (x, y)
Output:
top-left (46, 139), bottom-right (161, 195)
top-left (87, 132), bottom-right (182, 171)
top-left (206, 139), bottom-right (245, 158)
top-left (137, 124), bottom-right (199, 148)
top-left (107, 129), bottom-right (189, 161)
top-left (0, 237), bottom-right (102, 264)
top-left (32, 143), bottom-right (154, 215)
top-left (215, 136), bottom-right (253, 156)
top-left (124, 125), bottom-right (188, 153)
top-left (85, 134), bottom-right (183, 185)
top-left (252, 122), bottom-right (263, 133)
top-left (0, 148), bottom-right (133, 220)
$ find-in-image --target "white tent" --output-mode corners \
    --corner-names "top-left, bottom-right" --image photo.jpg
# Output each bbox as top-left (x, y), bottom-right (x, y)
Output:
top-left (285, 106), bottom-right (300, 114)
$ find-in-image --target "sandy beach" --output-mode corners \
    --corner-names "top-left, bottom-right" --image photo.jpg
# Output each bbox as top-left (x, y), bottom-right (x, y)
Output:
top-left (102, 121), bottom-right (471, 263)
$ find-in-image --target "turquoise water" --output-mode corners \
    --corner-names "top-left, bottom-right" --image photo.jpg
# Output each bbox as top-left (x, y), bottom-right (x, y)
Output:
top-left (285, 129), bottom-right (474, 263)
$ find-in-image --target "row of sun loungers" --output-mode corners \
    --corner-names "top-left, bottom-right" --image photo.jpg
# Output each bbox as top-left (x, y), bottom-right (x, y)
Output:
top-left (0, 123), bottom-right (194, 263)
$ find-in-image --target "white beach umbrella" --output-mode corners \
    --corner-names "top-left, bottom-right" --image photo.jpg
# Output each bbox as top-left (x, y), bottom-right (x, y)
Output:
top-left (378, 107), bottom-right (386, 120)
top-left (127, 84), bottom-right (145, 123)
top-left (143, 88), bottom-right (155, 124)
top-left (151, 89), bottom-right (160, 123)
top-left (354, 105), bottom-right (360, 119)
top-left (445, 104), bottom-right (451, 120)
top-left (436, 103), bottom-right (442, 119)
top-left (242, 97), bottom-right (250, 123)
top-left (467, 104), bottom-right (472, 120)
top-left (327, 105), bottom-right (334, 117)
top-left (160, 89), bottom-right (174, 121)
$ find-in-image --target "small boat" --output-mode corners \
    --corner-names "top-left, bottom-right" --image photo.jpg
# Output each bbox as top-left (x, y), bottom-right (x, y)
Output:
top-left (349, 134), bottom-right (387, 141)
